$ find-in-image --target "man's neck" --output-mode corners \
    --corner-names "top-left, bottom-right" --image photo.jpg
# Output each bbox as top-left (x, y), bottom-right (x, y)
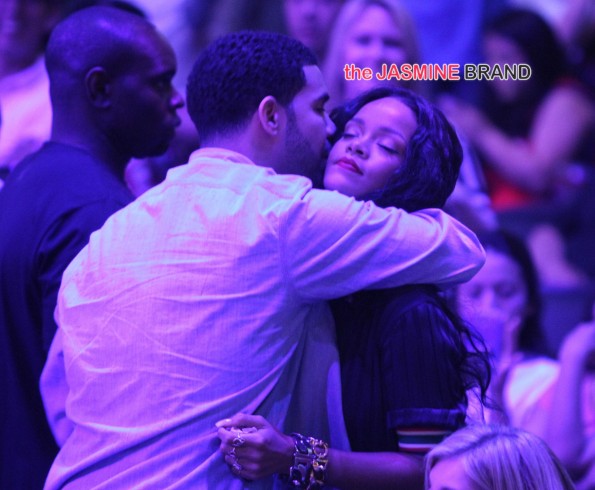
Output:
top-left (202, 132), bottom-right (279, 172)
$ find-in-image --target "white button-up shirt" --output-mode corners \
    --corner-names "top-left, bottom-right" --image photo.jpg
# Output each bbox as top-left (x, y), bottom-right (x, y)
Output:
top-left (42, 148), bottom-right (484, 489)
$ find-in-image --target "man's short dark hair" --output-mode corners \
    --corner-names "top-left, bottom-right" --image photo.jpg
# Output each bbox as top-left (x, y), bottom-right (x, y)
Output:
top-left (186, 31), bottom-right (317, 141)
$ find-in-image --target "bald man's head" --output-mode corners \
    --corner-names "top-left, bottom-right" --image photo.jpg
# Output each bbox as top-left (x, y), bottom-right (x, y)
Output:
top-left (46, 6), bottom-right (156, 93)
top-left (45, 6), bottom-right (183, 162)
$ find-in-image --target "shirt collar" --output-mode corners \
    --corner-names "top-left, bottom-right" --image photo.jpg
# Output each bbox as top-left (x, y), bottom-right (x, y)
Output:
top-left (189, 148), bottom-right (256, 167)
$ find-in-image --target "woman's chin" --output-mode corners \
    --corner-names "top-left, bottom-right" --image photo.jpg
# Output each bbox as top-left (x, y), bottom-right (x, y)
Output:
top-left (324, 174), bottom-right (343, 192)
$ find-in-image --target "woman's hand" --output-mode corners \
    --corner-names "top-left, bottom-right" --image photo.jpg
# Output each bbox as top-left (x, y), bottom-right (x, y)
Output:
top-left (216, 413), bottom-right (294, 481)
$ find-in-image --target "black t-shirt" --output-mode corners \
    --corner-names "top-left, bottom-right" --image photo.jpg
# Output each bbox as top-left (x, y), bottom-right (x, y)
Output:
top-left (0, 142), bottom-right (133, 488)
top-left (333, 284), bottom-right (467, 453)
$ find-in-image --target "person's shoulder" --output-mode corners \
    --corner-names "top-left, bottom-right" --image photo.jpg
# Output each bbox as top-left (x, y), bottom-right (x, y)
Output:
top-left (0, 144), bottom-right (63, 201)
top-left (8, 142), bottom-right (98, 181)
top-left (282, 181), bottom-right (382, 220)
top-left (374, 285), bottom-right (446, 325)
top-left (544, 79), bottom-right (594, 109)
top-left (180, 148), bottom-right (382, 218)
top-left (259, 172), bottom-right (319, 202)
top-left (1, 142), bottom-right (132, 213)
top-left (183, 147), bottom-right (315, 198)
top-left (379, 284), bottom-right (441, 309)
top-left (512, 355), bottom-right (559, 378)
top-left (375, 286), bottom-right (458, 351)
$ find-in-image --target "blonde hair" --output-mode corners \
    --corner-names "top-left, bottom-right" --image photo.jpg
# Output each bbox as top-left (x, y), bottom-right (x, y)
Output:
top-left (323, 0), bottom-right (420, 108)
top-left (425, 424), bottom-right (576, 490)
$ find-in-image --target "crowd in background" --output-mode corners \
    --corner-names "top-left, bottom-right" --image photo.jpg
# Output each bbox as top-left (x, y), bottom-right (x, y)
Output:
top-left (1, 0), bottom-right (595, 488)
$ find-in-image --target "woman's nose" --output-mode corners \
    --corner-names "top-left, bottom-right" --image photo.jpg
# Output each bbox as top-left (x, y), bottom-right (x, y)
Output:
top-left (348, 136), bottom-right (368, 158)
top-left (477, 290), bottom-right (499, 313)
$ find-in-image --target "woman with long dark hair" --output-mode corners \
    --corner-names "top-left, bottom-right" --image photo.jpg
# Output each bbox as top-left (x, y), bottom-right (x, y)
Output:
top-left (216, 87), bottom-right (491, 489)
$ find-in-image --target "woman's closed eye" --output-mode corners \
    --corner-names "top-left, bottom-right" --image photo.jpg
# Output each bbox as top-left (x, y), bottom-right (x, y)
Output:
top-left (342, 122), bottom-right (362, 140)
top-left (377, 138), bottom-right (403, 155)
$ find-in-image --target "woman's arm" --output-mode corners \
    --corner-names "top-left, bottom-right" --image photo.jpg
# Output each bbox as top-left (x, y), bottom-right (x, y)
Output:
top-left (215, 295), bottom-right (471, 489)
top-left (325, 448), bottom-right (423, 490)
top-left (440, 86), bottom-right (594, 192)
top-left (216, 413), bottom-right (424, 489)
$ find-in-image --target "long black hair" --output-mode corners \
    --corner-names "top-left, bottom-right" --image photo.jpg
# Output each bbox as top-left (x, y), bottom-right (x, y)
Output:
top-left (482, 9), bottom-right (569, 137)
top-left (331, 86), bottom-right (491, 404)
top-left (487, 9), bottom-right (567, 96)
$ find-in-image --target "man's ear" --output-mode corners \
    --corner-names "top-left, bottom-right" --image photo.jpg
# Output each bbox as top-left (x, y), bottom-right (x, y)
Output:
top-left (85, 67), bottom-right (112, 108)
top-left (257, 96), bottom-right (283, 136)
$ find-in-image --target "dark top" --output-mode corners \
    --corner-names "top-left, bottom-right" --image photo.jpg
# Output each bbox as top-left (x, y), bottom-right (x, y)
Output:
top-left (0, 142), bottom-right (133, 488)
top-left (333, 285), bottom-right (467, 453)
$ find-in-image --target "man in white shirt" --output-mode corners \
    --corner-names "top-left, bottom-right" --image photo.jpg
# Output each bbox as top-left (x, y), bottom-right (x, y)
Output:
top-left (42, 31), bottom-right (484, 489)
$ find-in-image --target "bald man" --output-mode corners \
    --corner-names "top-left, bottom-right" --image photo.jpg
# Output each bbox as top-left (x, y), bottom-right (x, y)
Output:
top-left (0, 6), bottom-right (183, 487)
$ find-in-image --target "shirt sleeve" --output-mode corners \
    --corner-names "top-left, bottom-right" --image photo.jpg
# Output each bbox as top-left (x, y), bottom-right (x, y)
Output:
top-left (379, 299), bottom-right (467, 432)
top-left (280, 189), bottom-right (485, 301)
top-left (35, 199), bottom-right (128, 352)
top-left (40, 328), bottom-right (73, 446)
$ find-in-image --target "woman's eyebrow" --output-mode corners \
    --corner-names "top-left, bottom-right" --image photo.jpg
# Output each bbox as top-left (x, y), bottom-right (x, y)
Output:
top-left (345, 118), bottom-right (362, 127)
top-left (379, 127), bottom-right (407, 141)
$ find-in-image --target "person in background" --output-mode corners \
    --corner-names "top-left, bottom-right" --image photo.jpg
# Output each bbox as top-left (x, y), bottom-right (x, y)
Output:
top-left (216, 86), bottom-right (490, 489)
top-left (456, 232), bottom-right (554, 427)
top-left (457, 231), bottom-right (595, 487)
top-left (283, 0), bottom-right (344, 64)
top-left (425, 424), bottom-right (575, 490)
top-left (0, 0), bottom-right (65, 173)
top-left (398, 0), bottom-right (507, 102)
top-left (0, 6), bottom-right (182, 487)
top-left (442, 8), bottom-right (593, 211)
top-left (441, 9), bottom-right (595, 287)
top-left (538, 315), bottom-right (595, 489)
top-left (323, 0), bottom-right (420, 109)
top-left (321, 0), bottom-right (498, 235)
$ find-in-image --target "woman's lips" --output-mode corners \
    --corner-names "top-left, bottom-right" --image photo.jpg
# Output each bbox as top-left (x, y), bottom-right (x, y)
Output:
top-left (335, 157), bottom-right (363, 175)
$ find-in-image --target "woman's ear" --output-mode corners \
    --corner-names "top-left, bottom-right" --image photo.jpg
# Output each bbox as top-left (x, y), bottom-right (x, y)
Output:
top-left (257, 96), bottom-right (283, 136)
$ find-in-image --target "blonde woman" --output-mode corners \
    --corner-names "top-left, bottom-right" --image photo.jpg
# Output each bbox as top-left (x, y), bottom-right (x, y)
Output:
top-left (323, 0), bottom-right (421, 108)
top-left (426, 424), bottom-right (575, 490)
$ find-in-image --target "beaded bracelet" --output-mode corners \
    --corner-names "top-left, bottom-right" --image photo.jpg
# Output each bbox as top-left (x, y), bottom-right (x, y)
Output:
top-left (288, 432), bottom-right (329, 489)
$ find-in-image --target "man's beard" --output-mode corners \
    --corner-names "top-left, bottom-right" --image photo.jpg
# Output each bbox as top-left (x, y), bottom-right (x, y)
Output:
top-left (285, 108), bottom-right (328, 188)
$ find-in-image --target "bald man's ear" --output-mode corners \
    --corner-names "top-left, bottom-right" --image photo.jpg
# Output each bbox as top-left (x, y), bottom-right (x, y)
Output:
top-left (85, 67), bottom-right (112, 108)
top-left (257, 96), bottom-right (283, 136)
